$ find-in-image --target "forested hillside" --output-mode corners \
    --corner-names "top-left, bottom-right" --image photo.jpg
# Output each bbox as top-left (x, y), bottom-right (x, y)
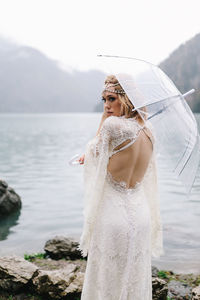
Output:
top-left (160, 33), bottom-right (200, 112)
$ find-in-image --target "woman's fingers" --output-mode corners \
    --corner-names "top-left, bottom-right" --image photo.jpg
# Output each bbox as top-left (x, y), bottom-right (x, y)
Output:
top-left (78, 155), bottom-right (85, 164)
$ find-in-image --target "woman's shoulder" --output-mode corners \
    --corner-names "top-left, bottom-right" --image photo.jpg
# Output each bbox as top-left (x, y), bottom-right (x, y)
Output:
top-left (100, 116), bottom-right (121, 134)
top-left (101, 115), bottom-right (141, 139)
top-left (103, 115), bottom-right (121, 126)
top-left (103, 115), bottom-right (139, 129)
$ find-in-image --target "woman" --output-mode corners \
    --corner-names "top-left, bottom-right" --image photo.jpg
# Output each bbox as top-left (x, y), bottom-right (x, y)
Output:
top-left (78, 75), bottom-right (163, 300)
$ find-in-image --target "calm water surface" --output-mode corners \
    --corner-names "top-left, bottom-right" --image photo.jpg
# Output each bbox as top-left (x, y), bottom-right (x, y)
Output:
top-left (0, 113), bottom-right (200, 273)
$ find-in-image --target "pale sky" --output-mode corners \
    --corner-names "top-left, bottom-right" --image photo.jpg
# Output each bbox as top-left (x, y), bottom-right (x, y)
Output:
top-left (0, 0), bottom-right (199, 71)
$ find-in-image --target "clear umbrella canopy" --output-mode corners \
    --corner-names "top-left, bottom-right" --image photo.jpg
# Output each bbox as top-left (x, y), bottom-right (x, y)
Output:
top-left (97, 55), bottom-right (200, 194)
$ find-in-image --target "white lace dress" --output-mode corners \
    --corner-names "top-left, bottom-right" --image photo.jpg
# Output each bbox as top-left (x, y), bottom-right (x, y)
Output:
top-left (78, 116), bottom-right (163, 300)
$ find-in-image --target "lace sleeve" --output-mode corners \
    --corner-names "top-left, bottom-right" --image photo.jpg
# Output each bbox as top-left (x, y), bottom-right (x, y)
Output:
top-left (101, 116), bottom-right (142, 153)
top-left (78, 119), bottom-right (112, 257)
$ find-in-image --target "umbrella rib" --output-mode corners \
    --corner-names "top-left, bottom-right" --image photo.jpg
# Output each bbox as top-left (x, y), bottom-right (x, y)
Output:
top-left (97, 54), bottom-right (158, 68)
top-left (177, 133), bottom-right (199, 177)
top-left (174, 127), bottom-right (193, 174)
top-left (138, 89), bottom-right (195, 115)
top-left (147, 92), bottom-right (193, 120)
top-left (134, 94), bottom-right (180, 111)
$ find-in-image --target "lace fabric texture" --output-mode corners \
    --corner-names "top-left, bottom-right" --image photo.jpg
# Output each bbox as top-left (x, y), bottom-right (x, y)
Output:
top-left (78, 115), bottom-right (164, 300)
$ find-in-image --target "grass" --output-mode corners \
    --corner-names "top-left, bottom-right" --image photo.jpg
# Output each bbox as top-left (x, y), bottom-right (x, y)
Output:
top-left (157, 270), bottom-right (169, 279)
top-left (24, 252), bottom-right (47, 262)
top-left (157, 269), bottom-right (200, 292)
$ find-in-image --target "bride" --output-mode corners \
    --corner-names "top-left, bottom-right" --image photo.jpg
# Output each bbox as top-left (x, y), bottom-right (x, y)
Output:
top-left (78, 75), bottom-right (164, 300)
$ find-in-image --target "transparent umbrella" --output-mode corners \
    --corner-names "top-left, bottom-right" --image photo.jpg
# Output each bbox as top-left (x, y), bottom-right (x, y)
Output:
top-left (97, 55), bottom-right (200, 195)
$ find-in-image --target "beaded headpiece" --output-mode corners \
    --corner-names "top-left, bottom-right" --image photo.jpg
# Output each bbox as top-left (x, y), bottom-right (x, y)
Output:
top-left (103, 82), bottom-right (126, 95)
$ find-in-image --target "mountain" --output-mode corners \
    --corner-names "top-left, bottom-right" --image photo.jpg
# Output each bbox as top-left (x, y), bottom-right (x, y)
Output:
top-left (0, 37), bottom-right (105, 113)
top-left (159, 33), bottom-right (200, 112)
top-left (0, 34), bottom-right (200, 113)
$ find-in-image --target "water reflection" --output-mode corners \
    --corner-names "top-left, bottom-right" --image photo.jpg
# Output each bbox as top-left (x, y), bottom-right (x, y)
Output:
top-left (0, 210), bottom-right (21, 240)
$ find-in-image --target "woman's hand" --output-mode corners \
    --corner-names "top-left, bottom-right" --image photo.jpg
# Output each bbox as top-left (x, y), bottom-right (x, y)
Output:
top-left (78, 154), bottom-right (85, 165)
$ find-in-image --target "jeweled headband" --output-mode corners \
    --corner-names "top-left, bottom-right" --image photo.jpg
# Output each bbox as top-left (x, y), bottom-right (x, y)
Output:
top-left (103, 82), bottom-right (126, 95)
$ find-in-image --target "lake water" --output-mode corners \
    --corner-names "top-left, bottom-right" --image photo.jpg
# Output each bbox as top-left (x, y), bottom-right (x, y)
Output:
top-left (0, 113), bottom-right (200, 274)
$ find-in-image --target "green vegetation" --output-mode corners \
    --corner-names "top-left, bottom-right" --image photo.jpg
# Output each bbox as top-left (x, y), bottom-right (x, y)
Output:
top-left (24, 252), bottom-right (47, 262)
top-left (157, 269), bottom-right (200, 289)
top-left (79, 257), bottom-right (87, 261)
top-left (157, 270), bottom-right (169, 279)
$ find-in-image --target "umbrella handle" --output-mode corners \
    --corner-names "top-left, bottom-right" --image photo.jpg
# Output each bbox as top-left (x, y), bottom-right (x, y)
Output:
top-left (68, 154), bottom-right (81, 166)
top-left (182, 89), bottom-right (195, 98)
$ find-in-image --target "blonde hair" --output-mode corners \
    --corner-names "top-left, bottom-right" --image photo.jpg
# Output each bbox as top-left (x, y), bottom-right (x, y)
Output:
top-left (104, 75), bottom-right (146, 123)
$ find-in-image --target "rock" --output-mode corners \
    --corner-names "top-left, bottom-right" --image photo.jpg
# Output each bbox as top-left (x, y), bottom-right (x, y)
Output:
top-left (152, 266), bottom-right (159, 277)
top-left (192, 285), bottom-right (200, 300)
top-left (44, 236), bottom-right (82, 260)
top-left (32, 263), bottom-right (84, 299)
top-left (0, 180), bottom-right (22, 217)
top-left (152, 277), bottom-right (168, 300)
top-left (33, 257), bottom-right (87, 273)
top-left (167, 280), bottom-right (192, 299)
top-left (0, 180), bottom-right (8, 195)
top-left (0, 256), bottom-right (38, 292)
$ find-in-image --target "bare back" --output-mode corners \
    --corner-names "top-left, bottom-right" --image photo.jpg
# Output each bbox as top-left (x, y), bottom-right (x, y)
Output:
top-left (107, 126), bottom-right (154, 189)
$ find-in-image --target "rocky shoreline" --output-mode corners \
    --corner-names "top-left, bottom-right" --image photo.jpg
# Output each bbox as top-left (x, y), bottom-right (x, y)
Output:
top-left (0, 236), bottom-right (200, 300)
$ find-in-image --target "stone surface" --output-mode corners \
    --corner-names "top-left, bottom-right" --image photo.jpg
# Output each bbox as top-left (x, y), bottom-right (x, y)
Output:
top-left (44, 236), bottom-right (82, 260)
top-left (32, 263), bottom-right (84, 299)
top-left (0, 180), bottom-right (22, 217)
top-left (1, 254), bottom-right (200, 300)
top-left (192, 285), bottom-right (200, 300)
top-left (167, 280), bottom-right (192, 299)
top-left (33, 257), bottom-right (87, 273)
top-left (0, 256), bottom-right (38, 292)
top-left (152, 277), bottom-right (168, 300)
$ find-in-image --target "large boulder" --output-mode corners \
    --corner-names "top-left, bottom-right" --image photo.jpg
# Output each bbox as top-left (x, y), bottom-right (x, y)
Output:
top-left (167, 280), bottom-right (192, 299)
top-left (0, 180), bottom-right (22, 217)
top-left (32, 263), bottom-right (84, 299)
top-left (152, 277), bottom-right (168, 300)
top-left (192, 285), bottom-right (200, 300)
top-left (44, 236), bottom-right (82, 260)
top-left (0, 256), bottom-right (38, 292)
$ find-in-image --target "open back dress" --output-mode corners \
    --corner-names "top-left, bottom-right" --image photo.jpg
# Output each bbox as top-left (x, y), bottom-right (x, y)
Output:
top-left (78, 115), bottom-right (164, 300)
